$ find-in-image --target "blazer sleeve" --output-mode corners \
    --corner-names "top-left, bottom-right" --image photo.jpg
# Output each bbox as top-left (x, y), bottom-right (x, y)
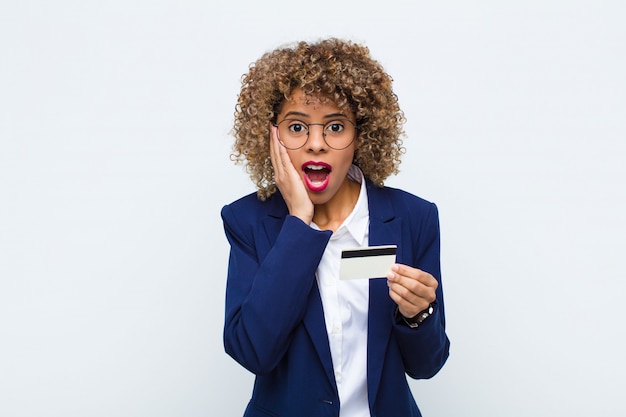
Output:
top-left (221, 204), bottom-right (332, 375)
top-left (394, 202), bottom-right (450, 379)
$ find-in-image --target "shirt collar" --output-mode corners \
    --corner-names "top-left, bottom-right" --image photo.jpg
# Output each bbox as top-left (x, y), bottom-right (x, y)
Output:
top-left (335, 165), bottom-right (369, 244)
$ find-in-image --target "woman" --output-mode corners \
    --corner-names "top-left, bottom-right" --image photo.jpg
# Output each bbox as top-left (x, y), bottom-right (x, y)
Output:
top-left (221, 38), bottom-right (450, 417)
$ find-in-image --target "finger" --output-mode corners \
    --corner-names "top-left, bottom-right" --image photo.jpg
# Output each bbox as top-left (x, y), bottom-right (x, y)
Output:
top-left (388, 280), bottom-right (432, 305)
top-left (277, 131), bottom-right (295, 173)
top-left (388, 283), bottom-right (419, 305)
top-left (269, 125), bottom-right (282, 176)
top-left (388, 286), bottom-right (430, 317)
top-left (390, 264), bottom-right (438, 289)
top-left (390, 277), bottom-right (437, 303)
top-left (387, 269), bottom-right (437, 305)
top-left (271, 125), bottom-right (296, 180)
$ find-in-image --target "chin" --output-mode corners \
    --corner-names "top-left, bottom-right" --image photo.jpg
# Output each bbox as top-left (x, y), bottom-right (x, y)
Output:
top-left (308, 190), bottom-right (334, 206)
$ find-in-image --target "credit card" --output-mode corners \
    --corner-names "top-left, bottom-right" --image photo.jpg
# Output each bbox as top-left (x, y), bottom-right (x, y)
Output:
top-left (339, 245), bottom-right (397, 280)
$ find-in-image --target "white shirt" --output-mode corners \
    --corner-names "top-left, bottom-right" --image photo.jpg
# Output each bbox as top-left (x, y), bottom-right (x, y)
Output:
top-left (312, 165), bottom-right (370, 416)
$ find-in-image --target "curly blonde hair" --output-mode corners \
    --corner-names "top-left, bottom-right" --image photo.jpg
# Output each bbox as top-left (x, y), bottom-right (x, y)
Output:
top-left (231, 38), bottom-right (406, 200)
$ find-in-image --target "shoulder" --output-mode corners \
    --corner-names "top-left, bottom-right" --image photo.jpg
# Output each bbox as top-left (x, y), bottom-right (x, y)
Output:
top-left (223, 191), bottom-right (264, 213)
top-left (367, 181), bottom-right (437, 215)
top-left (221, 191), bottom-right (288, 224)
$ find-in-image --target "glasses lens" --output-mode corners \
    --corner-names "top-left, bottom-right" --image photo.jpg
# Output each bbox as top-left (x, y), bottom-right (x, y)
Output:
top-left (323, 120), bottom-right (355, 150)
top-left (276, 120), bottom-right (308, 149)
top-left (276, 119), bottom-right (356, 150)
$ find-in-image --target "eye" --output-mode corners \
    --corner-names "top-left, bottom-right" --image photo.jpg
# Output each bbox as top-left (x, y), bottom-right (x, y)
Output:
top-left (325, 121), bottom-right (346, 134)
top-left (287, 121), bottom-right (308, 135)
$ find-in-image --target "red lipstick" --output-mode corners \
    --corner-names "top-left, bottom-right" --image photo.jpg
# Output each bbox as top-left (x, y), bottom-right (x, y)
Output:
top-left (301, 161), bottom-right (332, 192)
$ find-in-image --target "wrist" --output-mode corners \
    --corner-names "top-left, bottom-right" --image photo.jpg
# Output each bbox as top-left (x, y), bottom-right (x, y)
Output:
top-left (396, 304), bottom-right (434, 329)
top-left (287, 203), bottom-right (313, 225)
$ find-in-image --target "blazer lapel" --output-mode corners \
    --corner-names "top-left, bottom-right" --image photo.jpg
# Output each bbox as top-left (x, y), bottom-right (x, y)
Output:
top-left (302, 285), bottom-right (338, 391)
top-left (366, 183), bottom-right (402, 406)
top-left (260, 193), bottom-right (289, 259)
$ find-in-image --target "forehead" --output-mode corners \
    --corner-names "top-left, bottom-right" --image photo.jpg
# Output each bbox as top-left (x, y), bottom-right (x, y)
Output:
top-left (279, 89), bottom-right (352, 117)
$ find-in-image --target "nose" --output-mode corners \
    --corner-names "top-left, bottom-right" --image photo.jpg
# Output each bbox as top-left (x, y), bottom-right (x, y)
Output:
top-left (306, 124), bottom-right (327, 152)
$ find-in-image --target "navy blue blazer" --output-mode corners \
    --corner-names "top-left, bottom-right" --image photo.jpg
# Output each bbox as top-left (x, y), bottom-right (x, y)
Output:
top-left (221, 181), bottom-right (450, 417)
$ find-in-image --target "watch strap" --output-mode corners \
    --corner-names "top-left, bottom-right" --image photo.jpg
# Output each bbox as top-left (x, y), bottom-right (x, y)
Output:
top-left (397, 303), bottom-right (434, 329)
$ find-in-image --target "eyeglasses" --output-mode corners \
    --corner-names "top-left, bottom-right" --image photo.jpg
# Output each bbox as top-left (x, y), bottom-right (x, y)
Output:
top-left (272, 118), bottom-right (358, 150)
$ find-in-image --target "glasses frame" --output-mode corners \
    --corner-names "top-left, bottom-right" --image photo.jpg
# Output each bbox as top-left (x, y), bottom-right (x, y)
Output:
top-left (272, 118), bottom-right (358, 150)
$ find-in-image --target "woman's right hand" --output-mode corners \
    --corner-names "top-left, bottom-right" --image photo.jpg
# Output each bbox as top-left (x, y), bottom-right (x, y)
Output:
top-left (269, 124), bottom-right (314, 224)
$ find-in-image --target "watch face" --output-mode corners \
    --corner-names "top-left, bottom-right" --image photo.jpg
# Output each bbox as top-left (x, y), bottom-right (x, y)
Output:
top-left (398, 304), bottom-right (434, 328)
top-left (417, 304), bottom-right (434, 324)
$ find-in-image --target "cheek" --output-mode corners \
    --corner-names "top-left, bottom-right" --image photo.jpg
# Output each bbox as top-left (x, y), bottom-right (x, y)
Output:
top-left (285, 150), bottom-right (302, 169)
top-left (342, 148), bottom-right (357, 165)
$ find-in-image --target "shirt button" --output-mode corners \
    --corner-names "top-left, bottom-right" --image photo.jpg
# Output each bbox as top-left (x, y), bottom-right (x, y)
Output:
top-left (332, 324), bottom-right (340, 334)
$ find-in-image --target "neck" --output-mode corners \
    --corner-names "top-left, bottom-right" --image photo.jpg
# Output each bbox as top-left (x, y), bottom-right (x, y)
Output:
top-left (313, 178), bottom-right (360, 232)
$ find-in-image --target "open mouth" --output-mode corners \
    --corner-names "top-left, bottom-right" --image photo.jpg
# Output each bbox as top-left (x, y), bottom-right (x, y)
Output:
top-left (302, 162), bottom-right (331, 192)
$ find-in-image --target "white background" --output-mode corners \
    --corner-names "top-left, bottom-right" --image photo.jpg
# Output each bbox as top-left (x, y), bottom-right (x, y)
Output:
top-left (1, 1), bottom-right (625, 416)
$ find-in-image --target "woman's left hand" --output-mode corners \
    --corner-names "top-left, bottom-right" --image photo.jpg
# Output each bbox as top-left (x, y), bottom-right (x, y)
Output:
top-left (387, 264), bottom-right (438, 319)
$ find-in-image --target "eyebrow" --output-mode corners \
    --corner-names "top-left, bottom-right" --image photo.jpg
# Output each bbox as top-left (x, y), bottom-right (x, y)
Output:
top-left (282, 111), bottom-right (349, 120)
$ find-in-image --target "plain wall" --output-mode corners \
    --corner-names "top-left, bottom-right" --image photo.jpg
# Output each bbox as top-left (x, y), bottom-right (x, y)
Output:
top-left (1, 1), bottom-right (625, 416)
